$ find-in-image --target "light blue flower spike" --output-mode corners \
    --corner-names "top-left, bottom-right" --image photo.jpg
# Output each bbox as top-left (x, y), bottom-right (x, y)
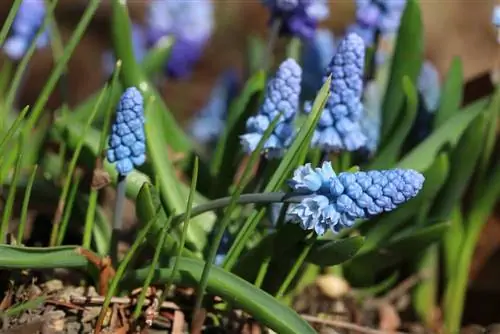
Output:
top-left (418, 61), bottom-right (441, 112)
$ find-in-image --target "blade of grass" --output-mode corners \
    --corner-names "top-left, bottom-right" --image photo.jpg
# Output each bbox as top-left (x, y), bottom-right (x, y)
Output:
top-left (159, 157), bottom-right (199, 308)
top-left (56, 171), bottom-right (82, 245)
top-left (0, 0), bottom-right (23, 45)
top-left (0, 105), bottom-right (29, 156)
top-left (82, 60), bottom-right (122, 249)
top-left (132, 213), bottom-right (175, 321)
top-left (17, 164), bottom-right (38, 244)
top-left (25, 0), bottom-right (100, 130)
top-left (0, 296), bottom-right (47, 317)
top-left (0, 132), bottom-right (24, 243)
top-left (94, 207), bottom-right (163, 333)
top-left (49, 85), bottom-right (108, 246)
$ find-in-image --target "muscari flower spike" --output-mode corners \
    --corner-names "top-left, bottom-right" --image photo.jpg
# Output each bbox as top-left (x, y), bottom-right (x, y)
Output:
top-left (287, 161), bottom-right (424, 235)
top-left (3, 0), bottom-right (50, 60)
top-left (147, 0), bottom-right (214, 78)
top-left (418, 61), bottom-right (441, 112)
top-left (306, 33), bottom-right (367, 152)
top-left (347, 0), bottom-right (407, 46)
top-left (359, 81), bottom-right (382, 155)
top-left (189, 70), bottom-right (240, 145)
top-left (240, 58), bottom-right (302, 159)
top-left (107, 87), bottom-right (146, 176)
top-left (261, 0), bottom-right (330, 40)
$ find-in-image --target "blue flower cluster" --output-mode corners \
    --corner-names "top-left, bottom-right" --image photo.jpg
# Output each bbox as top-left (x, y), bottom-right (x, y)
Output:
top-left (147, 0), bottom-right (214, 78)
top-left (240, 58), bottom-right (302, 159)
top-left (287, 162), bottom-right (424, 235)
top-left (261, 0), bottom-right (329, 40)
top-left (3, 0), bottom-right (50, 60)
top-left (348, 0), bottom-right (407, 46)
top-left (189, 70), bottom-right (240, 144)
top-left (107, 87), bottom-right (146, 176)
top-left (493, 5), bottom-right (500, 27)
top-left (306, 33), bottom-right (367, 152)
top-left (359, 81), bottom-right (382, 155)
top-left (418, 61), bottom-right (441, 112)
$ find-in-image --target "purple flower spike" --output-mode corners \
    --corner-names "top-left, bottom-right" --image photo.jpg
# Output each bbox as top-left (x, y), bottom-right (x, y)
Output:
top-left (348, 0), bottom-right (407, 46)
top-left (287, 161), bottom-right (425, 235)
top-left (3, 0), bottom-right (50, 60)
top-left (306, 33), bottom-right (367, 152)
top-left (147, 0), bottom-right (214, 79)
top-left (261, 0), bottom-right (329, 40)
top-left (240, 58), bottom-right (302, 158)
top-left (107, 87), bottom-right (146, 176)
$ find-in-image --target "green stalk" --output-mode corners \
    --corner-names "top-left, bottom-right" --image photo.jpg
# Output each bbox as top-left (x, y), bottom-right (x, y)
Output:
top-left (263, 19), bottom-right (281, 71)
top-left (17, 165), bottom-right (38, 244)
top-left (160, 157), bottom-right (199, 307)
top-left (275, 234), bottom-right (316, 299)
top-left (82, 61), bottom-right (122, 250)
top-left (55, 172), bottom-right (82, 246)
top-left (192, 115), bottom-right (282, 320)
top-left (110, 175), bottom-right (126, 264)
top-left (443, 165), bottom-right (500, 333)
top-left (0, 134), bottom-right (24, 242)
top-left (0, 0), bottom-right (23, 45)
top-left (49, 85), bottom-right (107, 246)
top-left (132, 213), bottom-right (175, 321)
top-left (94, 208), bottom-right (162, 333)
top-left (25, 0), bottom-right (100, 130)
top-left (0, 105), bottom-right (29, 157)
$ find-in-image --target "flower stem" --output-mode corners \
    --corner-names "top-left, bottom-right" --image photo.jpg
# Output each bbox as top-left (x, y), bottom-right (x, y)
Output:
top-left (110, 174), bottom-right (127, 265)
top-left (275, 234), bottom-right (316, 300)
top-left (263, 18), bottom-right (281, 71)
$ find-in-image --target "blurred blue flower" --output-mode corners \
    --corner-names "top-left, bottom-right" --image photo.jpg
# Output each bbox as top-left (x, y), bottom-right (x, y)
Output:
top-left (306, 33), bottom-right (367, 152)
top-left (261, 0), bottom-right (329, 40)
top-left (3, 0), bottom-right (50, 60)
top-left (240, 58), bottom-right (302, 158)
top-left (347, 0), bottom-right (407, 46)
top-left (189, 70), bottom-right (240, 144)
top-left (287, 161), bottom-right (425, 235)
top-left (147, 0), bottom-right (214, 78)
top-left (493, 5), bottom-right (500, 27)
top-left (107, 87), bottom-right (146, 176)
top-left (301, 29), bottom-right (338, 99)
top-left (359, 81), bottom-right (382, 155)
top-left (418, 61), bottom-right (441, 112)
top-left (102, 24), bottom-right (147, 76)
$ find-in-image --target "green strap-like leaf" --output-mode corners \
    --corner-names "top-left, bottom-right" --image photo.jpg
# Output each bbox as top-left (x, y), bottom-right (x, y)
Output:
top-left (124, 257), bottom-right (317, 334)
top-left (434, 57), bottom-right (463, 128)
top-left (0, 245), bottom-right (91, 269)
top-left (306, 236), bottom-right (364, 266)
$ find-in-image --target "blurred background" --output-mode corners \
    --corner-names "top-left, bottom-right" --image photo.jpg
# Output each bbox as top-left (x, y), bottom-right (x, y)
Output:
top-left (0, 0), bottom-right (499, 325)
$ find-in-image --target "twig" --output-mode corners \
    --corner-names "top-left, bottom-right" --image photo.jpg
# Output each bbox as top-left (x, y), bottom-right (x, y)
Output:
top-left (301, 314), bottom-right (408, 334)
top-left (69, 295), bottom-right (179, 310)
top-left (368, 272), bottom-right (429, 307)
top-left (46, 299), bottom-right (86, 311)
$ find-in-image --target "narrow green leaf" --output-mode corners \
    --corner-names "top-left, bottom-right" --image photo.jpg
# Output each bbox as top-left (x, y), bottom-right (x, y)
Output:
top-left (0, 105), bottom-right (29, 156)
top-left (398, 99), bottom-right (486, 171)
top-left (434, 57), bottom-right (463, 128)
top-left (412, 245), bottom-right (439, 327)
top-left (141, 37), bottom-right (174, 78)
top-left (56, 172), bottom-right (82, 246)
top-left (370, 76), bottom-right (418, 168)
top-left (431, 111), bottom-right (486, 219)
top-left (306, 236), bottom-right (364, 266)
top-left (0, 0), bottom-right (23, 45)
top-left (381, 0), bottom-right (423, 139)
top-left (124, 257), bottom-right (317, 334)
top-left (442, 206), bottom-right (463, 281)
top-left (17, 165), bottom-right (38, 244)
top-left (0, 245), bottom-right (91, 269)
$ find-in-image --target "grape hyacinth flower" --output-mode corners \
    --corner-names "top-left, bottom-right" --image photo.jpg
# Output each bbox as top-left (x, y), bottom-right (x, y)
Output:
top-left (360, 81), bottom-right (382, 155)
top-left (418, 61), bottom-right (441, 112)
top-left (107, 87), bottom-right (146, 176)
top-left (301, 29), bottom-right (338, 99)
top-left (348, 0), bottom-right (407, 47)
top-left (189, 70), bottom-right (240, 145)
top-left (306, 33), bottom-right (367, 152)
top-left (3, 0), bottom-right (50, 60)
top-left (261, 0), bottom-right (330, 40)
top-left (493, 5), bottom-right (500, 43)
top-left (240, 58), bottom-right (302, 159)
top-left (147, 0), bottom-right (214, 78)
top-left (287, 161), bottom-right (424, 235)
